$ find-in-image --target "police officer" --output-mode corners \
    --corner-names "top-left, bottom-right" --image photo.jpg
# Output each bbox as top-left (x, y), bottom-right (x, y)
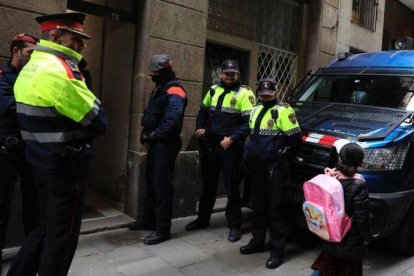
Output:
top-left (185, 60), bottom-right (256, 242)
top-left (239, 78), bottom-right (301, 269)
top-left (0, 33), bottom-right (39, 273)
top-left (129, 54), bottom-right (187, 245)
top-left (7, 13), bottom-right (107, 276)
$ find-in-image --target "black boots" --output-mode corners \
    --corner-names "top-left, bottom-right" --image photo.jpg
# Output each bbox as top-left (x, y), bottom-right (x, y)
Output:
top-left (143, 232), bottom-right (171, 245)
top-left (128, 220), bottom-right (155, 231)
top-left (185, 218), bottom-right (210, 231)
top-left (228, 227), bottom-right (241, 242)
top-left (240, 239), bottom-right (264, 254)
top-left (265, 255), bottom-right (283, 269)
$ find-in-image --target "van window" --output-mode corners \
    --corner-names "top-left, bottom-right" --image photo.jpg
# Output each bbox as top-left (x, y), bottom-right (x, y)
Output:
top-left (298, 75), bottom-right (414, 109)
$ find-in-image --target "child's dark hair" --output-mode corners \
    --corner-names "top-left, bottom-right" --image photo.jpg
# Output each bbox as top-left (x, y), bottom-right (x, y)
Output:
top-left (337, 143), bottom-right (364, 177)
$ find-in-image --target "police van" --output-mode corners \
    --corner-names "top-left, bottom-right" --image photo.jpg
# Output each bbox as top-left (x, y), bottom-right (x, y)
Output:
top-left (286, 39), bottom-right (414, 255)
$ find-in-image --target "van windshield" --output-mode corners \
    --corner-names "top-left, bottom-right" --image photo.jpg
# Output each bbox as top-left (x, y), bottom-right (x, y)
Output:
top-left (298, 75), bottom-right (414, 110)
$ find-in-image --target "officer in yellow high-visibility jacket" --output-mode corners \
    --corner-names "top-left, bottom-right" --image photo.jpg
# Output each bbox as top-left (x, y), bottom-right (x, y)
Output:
top-left (185, 60), bottom-right (256, 242)
top-left (7, 13), bottom-right (107, 276)
top-left (239, 78), bottom-right (301, 269)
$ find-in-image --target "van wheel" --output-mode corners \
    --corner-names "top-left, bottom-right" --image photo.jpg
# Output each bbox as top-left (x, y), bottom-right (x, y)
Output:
top-left (388, 208), bottom-right (414, 255)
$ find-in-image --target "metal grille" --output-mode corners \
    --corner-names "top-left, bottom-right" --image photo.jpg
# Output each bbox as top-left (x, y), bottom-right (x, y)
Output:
top-left (352, 0), bottom-right (378, 31)
top-left (317, 67), bottom-right (414, 76)
top-left (299, 103), bottom-right (412, 141)
top-left (257, 44), bottom-right (298, 96)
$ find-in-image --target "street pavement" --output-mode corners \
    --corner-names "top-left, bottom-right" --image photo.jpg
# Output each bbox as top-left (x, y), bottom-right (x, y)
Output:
top-left (2, 208), bottom-right (414, 276)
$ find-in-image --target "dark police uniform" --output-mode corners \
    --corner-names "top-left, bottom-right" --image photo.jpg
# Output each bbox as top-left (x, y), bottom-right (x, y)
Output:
top-left (0, 62), bottom-right (39, 266)
top-left (193, 61), bottom-right (255, 233)
top-left (7, 13), bottom-right (107, 276)
top-left (140, 58), bottom-right (187, 242)
top-left (241, 78), bottom-right (301, 268)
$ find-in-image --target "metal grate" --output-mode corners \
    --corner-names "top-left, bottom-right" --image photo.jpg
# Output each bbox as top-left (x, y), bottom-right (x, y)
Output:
top-left (317, 67), bottom-right (414, 76)
top-left (299, 103), bottom-right (412, 141)
top-left (257, 44), bottom-right (298, 96)
top-left (351, 0), bottom-right (378, 31)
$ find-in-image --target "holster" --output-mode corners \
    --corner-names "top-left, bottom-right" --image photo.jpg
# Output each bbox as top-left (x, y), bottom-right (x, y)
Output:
top-left (63, 143), bottom-right (92, 180)
top-left (0, 136), bottom-right (20, 157)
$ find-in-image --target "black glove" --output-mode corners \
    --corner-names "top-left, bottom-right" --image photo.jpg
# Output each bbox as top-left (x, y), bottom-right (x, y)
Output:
top-left (141, 131), bottom-right (156, 143)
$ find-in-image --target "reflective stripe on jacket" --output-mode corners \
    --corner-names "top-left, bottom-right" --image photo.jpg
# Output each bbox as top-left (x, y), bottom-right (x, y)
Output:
top-left (196, 82), bottom-right (256, 142)
top-left (245, 103), bottom-right (301, 163)
top-left (14, 39), bottom-right (107, 171)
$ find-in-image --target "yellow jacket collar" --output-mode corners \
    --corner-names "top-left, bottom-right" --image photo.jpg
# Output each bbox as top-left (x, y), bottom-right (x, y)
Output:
top-left (35, 39), bottom-right (83, 63)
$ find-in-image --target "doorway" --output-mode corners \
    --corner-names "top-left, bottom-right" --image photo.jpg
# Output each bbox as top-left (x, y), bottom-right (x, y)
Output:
top-left (67, 0), bottom-right (136, 227)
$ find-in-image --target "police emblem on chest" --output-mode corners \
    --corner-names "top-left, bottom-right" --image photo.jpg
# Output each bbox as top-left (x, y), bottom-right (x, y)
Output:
top-left (267, 119), bottom-right (274, 128)
top-left (230, 97), bottom-right (237, 106)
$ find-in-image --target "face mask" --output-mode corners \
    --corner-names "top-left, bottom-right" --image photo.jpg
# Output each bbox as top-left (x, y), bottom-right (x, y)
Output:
top-left (151, 75), bottom-right (163, 84)
top-left (262, 99), bottom-right (277, 108)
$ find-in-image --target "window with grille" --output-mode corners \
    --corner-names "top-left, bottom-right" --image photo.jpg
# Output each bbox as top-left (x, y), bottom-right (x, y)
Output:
top-left (257, 45), bottom-right (297, 97)
top-left (352, 0), bottom-right (378, 31)
top-left (208, 0), bottom-right (303, 53)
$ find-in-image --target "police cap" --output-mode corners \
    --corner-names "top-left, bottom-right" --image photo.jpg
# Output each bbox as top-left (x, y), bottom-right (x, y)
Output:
top-left (149, 54), bottom-right (172, 72)
top-left (35, 12), bottom-right (91, 39)
top-left (257, 78), bottom-right (277, 96)
top-left (221, 60), bottom-right (239, 73)
top-left (11, 33), bottom-right (38, 45)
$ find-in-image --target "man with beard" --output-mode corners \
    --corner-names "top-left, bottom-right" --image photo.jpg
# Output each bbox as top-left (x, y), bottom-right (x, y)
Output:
top-left (6, 13), bottom-right (107, 276)
top-left (129, 54), bottom-right (187, 245)
top-left (0, 33), bottom-right (39, 274)
top-left (185, 60), bottom-right (256, 242)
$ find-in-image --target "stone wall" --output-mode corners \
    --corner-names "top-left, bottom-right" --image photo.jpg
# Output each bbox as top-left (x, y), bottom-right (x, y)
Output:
top-left (304, 0), bottom-right (386, 72)
top-left (125, 0), bottom-right (208, 219)
top-left (0, 0), bottom-right (67, 64)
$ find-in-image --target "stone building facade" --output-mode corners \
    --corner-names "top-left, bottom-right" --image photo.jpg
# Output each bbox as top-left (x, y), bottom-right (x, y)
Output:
top-left (2, 0), bottom-right (410, 248)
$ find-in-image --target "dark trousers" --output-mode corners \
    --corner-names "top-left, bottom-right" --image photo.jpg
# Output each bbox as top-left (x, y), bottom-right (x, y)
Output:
top-left (197, 141), bottom-right (242, 228)
top-left (7, 157), bottom-right (89, 276)
top-left (0, 145), bottom-right (38, 255)
top-left (247, 162), bottom-right (287, 257)
top-left (142, 139), bottom-right (181, 235)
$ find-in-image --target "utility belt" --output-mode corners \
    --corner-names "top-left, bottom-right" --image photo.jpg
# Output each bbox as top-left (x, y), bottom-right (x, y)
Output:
top-left (63, 143), bottom-right (92, 161)
top-left (63, 143), bottom-right (92, 180)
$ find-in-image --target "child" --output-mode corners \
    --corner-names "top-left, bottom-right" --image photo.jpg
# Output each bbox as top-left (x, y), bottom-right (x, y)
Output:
top-left (311, 143), bottom-right (372, 276)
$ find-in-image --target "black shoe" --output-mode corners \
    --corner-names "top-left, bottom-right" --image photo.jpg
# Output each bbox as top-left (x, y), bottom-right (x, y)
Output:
top-left (228, 228), bottom-right (241, 242)
top-left (185, 218), bottom-right (210, 231)
top-left (143, 231), bottom-right (170, 245)
top-left (240, 240), bottom-right (264, 255)
top-left (265, 255), bottom-right (283, 269)
top-left (128, 221), bottom-right (155, 231)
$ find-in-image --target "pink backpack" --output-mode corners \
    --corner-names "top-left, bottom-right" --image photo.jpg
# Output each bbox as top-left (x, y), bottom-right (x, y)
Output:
top-left (302, 174), bottom-right (352, 242)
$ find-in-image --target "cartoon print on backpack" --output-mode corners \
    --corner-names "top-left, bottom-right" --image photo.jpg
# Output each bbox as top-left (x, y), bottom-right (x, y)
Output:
top-left (303, 203), bottom-right (329, 239)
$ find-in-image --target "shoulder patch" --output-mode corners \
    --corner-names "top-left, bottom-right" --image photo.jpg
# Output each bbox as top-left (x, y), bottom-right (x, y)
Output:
top-left (57, 57), bottom-right (74, 79)
top-left (288, 113), bottom-right (297, 124)
top-left (280, 101), bottom-right (290, 107)
top-left (248, 95), bottom-right (255, 105)
top-left (65, 60), bottom-right (80, 73)
top-left (167, 86), bottom-right (186, 98)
